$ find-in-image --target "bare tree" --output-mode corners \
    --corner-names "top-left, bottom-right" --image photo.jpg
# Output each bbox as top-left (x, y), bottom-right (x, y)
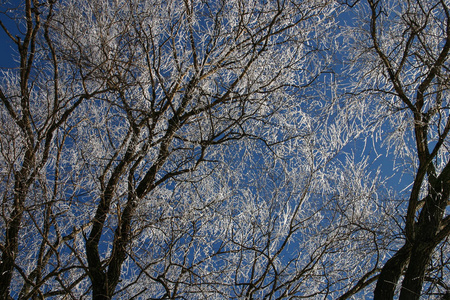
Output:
top-left (341, 0), bottom-right (450, 298)
top-left (0, 0), bottom-right (110, 298)
top-left (7, 0), bottom-right (446, 299)
top-left (2, 0), bottom-right (368, 299)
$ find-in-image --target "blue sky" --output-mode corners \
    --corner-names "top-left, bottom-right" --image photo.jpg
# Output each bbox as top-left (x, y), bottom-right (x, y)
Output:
top-left (0, 8), bottom-right (18, 70)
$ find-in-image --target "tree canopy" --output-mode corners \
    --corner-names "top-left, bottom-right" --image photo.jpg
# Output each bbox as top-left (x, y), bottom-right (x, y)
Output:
top-left (0, 0), bottom-right (449, 299)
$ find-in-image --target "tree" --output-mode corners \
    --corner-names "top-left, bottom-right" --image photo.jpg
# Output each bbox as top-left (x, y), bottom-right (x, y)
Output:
top-left (341, 0), bottom-right (450, 298)
top-left (1, 0), bottom-right (362, 298)
top-left (0, 0), bottom-right (108, 298)
top-left (2, 0), bottom-right (448, 299)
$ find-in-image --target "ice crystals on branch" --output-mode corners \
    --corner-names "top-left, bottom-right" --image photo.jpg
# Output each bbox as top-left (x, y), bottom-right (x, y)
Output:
top-left (1, 0), bottom-right (448, 299)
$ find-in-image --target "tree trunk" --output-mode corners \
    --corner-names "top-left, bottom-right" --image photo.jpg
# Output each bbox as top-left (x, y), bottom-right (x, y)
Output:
top-left (399, 243), bottom-right (433, 300)
top-left (399, 182), bottom-right (449, 300)
top-left (91, 280), bottom-right (112, 300)
top-left (0, 209), bottom-right (23, 299)
top-left (373, 244), bottom-right (411, 300)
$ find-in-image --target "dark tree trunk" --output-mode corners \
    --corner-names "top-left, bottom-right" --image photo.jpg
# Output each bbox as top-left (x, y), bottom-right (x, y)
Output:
top-left (399, 178), bottom-right (449, 300)
top-left (373, 244), bottom-right (411, 300)
top-left (399, 244), bottom-right (433, 300)
top-left (91, 279), bottom-right (112, 300)
top-left (0, 209), bottom-right (23, 299)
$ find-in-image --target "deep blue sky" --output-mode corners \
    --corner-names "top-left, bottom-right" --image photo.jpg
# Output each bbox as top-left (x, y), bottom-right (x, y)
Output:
top-left (0, 7), bottom-right (19, 70)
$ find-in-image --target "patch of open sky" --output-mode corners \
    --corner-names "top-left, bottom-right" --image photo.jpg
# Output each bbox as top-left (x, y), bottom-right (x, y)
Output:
top-left (0, 3), bottom-right (21, 70)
